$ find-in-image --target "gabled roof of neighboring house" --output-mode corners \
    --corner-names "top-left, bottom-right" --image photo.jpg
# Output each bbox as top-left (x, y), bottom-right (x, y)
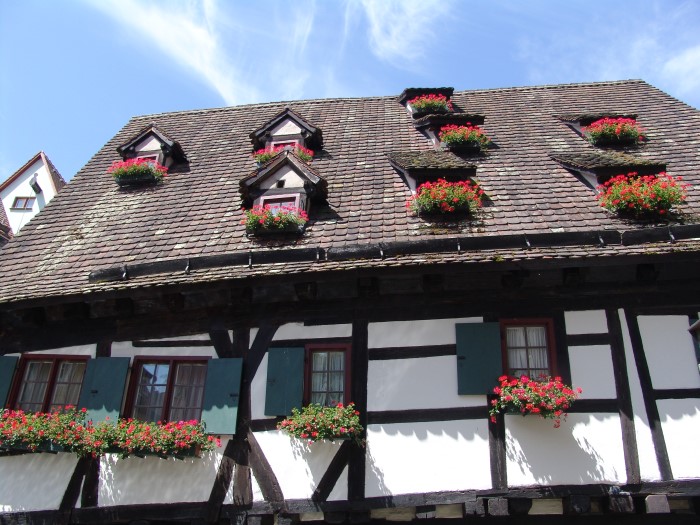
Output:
top-left (0, 151), bottom-right (65, 194)
top-left (0, 79), bottom-right (699, 306)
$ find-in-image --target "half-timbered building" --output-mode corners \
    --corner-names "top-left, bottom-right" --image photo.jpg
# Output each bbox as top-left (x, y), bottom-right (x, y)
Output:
top-left (1, 80), bottom-right (700, 524)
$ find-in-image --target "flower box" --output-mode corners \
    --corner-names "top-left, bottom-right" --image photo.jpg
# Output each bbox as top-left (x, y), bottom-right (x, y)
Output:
top-left (582, 117), bottom-right (644, 147)
top-left (407, 93), bottom-right (453, 119)
top-left (439, 124), bottom-right (491, 153)
top-left (407, 178), bottom-right (484, 217)
top-left (596, 172), bottom-right (689, 219)
top-left (489, 375), bottom-right (582, 428)
top-left (253, 144), bottom-right (313, 165)
top-left (243, 205), bottom-right (308, 235)
top-left (441, 141), bottom-right (483, 154)
top-left (277, 403), bottom-right (363, 445)
top-left (109, 158), bottom-right (168, 186)
top-left (0, 440), bottom-right (65, 454)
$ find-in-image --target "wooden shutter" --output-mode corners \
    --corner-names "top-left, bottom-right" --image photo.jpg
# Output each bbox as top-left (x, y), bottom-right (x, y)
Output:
top-left (0, 356), bottom-right (19, 408)
top-left (455, 323), bottom-right (502, 395)
top-left (77, 357), bottom-right (130, 423)
top-left (201, 358), bottom-right (243, 434)
top-left (265, 347), bottom-right (304, 416)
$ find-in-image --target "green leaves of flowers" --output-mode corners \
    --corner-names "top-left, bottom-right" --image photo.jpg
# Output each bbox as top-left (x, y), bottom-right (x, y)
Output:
top-left (277, 402), bottom-right (363, 445)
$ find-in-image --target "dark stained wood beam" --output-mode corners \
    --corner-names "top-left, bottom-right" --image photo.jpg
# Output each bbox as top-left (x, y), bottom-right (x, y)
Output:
top-left (312, 440), bottom-right (353, 502)
top-left (209, 329), bottom-right (234, 358)
top-left (58, 457), bottom-right (90, 512)
top-left (348, 320), bottom-right (368, 502)
top-left (248, 429), bottom-right (284, 507)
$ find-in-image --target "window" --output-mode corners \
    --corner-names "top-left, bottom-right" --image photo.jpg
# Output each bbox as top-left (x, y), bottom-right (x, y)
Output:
top-left (10, 196), bottom-right (35, 210)
top-left (260, 194), bottom-right (301, 212)
top-left (136, 153), bottom-right (161, 165)
top-left (128, 358), bottom-right (208, 422)
top-left (271, 140), bottom-right (299, 149)
top-left (304, 343), bottom-right (351, 406)
top-left (12, 356), bottom-right (87, 412)
top-left (501, 320), bottom-right (556, 379)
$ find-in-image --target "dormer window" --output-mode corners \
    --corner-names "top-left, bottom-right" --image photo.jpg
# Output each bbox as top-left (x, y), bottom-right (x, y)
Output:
top-left (557, 113), bottom-right (644, 148)
top-left (250, 107), bottom-right (323, 152)
top-left (117, 124), bottom-right (185, 170)
top-left (398, 87), bottom-right (455, 119)
top-left (261, 194), bottom-right (301, 212)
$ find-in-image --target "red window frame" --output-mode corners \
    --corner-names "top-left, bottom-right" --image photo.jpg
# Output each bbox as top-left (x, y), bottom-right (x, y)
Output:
top-left (124, 356), bottom-right (210, 422)
top-left (8, 354), bottom-right (89, 412)
top-left (304, 343), bottom-right (352, 406)
top-left (260, 193), bottom-right (301, 211)
top-left (500, 319), bottom-right (557, 379)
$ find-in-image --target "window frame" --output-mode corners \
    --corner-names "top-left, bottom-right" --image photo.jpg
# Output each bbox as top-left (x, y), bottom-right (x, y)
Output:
top-left (260, 193), bottom-right (302, 211)
top-left (303, 342), bottom-right (352, 406)
top-left (124, 356), bottom-right (210, 422)
top-left (134, 151), bottom-right (162, 164)
top-left (8, 354), bottom-right (89, 412)
top-left (10, 196), bottom-right (36, 210)
top-left (500, 318), bottom-right (558, 379)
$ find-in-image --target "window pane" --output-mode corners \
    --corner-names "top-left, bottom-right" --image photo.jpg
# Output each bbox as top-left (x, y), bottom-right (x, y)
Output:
top-left (168, 363), bottom-right (206, 422)
top-left (505, 324), bottom-right (550, 378)
top-left (49, 361), bottom-right (86, 411)
top-left (17, 361), bottom-right (52, 412)
top-left (310, 350), bottom-right (346, 407)
top-left (133, 363), bottom-right (169, 421)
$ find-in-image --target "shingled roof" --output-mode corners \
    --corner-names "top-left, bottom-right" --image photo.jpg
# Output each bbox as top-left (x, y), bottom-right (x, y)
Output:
top-left (0, 80), bottom-right (699, 306)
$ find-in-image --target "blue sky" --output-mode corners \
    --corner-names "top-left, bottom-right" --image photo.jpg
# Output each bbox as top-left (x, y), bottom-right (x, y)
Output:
top-left (1, 0), bottom-right (699, 182)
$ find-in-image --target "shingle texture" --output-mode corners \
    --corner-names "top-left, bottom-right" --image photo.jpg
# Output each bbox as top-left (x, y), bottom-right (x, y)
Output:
top-left (1, 80), bottom-right (699, 305)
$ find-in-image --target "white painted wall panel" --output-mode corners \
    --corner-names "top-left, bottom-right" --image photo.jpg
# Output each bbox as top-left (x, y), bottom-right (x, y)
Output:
top-left (98, 450), bottom-right (223, 506)
top-left (368, 317), bottom-right (482, 348)
top-left (134, 136), bottom-right (161, 152)
top-left (619, 309), bottom-right (661, 481)
top-left (365, 421), bottom-right (491, 496)
top-left (505, 413), bottom-right (625, 486)
top-left (271, 120), bottom-right (302, 136)
top-left (327, 465), bottom-right (348, 501)
top-left (657, 398), bottom-right (700, 479)
top-left (0, 453), bottom-right (78, 511)
top-left (111, 341), bottom-right (216, 358)
top-left (638, 316), bottom-right (700, 390)
top-left (251, 353), bottom-right (270, 420)
top-left (568, 346), bottom-right (616, 399)
top-left (368, 356), bottom-right (485, 410)
top-left (22, 345), bottom-right (96, 357)
top-left (254, 431), bottom-right (345, 500)
top-left (564, 310), bottom-right (608, 334)
top-left (273, 323), bottom-right (352, 341)
top-left (259, 166), bottom-right (306, 190)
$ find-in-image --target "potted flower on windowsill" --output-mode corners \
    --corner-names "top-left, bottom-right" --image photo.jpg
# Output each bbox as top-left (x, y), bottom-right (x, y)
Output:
top-left (252, 145), bottom-right (314, 166)
top-left (439, 123), bottom-right (491, 153)
top-left (596, 172), bottom-right (689, 220)
top-left (108, 158), bottom-right (168, 186)
top-left (277, 403), bottom-right (364, 445)
top-left (582, 117), bottom-right (645, 147)
top-left (407, 93), bottom-right (453, 118)
top-left (242, 204), bottom-right (309, 235)
top-left (489, 375), bottom-right (582, 428)
top-left (407, 178), bottom-right (484, 217)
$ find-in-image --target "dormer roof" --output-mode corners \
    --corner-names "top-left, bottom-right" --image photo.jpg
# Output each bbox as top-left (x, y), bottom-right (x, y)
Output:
top-left (249, 107), bottom-right (323, 150)
top-left (116, 123), bottom-right (186, 161)
top-left (239, 149), bottom-right (327, 202)
top-left (549, 150), bottom-right (665, 180)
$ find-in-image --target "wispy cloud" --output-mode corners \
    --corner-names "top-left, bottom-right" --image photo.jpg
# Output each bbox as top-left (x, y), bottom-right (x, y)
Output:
top-left (84, 0), bottom-right (320, 105)
top-left (661, 45), bottom-right (700, 97)
top-left (354, 0), bottom-right (454, 71)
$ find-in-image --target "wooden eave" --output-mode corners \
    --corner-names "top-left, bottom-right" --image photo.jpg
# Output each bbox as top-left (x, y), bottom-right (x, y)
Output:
top-left (413, 113), bottom-right (486, 132)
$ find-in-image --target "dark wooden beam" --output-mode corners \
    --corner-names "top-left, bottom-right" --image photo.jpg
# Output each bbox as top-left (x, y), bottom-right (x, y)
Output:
top-left (487, 395), bottom-right (507, 490)
top-left (348, 319), bottom-right (368, 502)
top-left (58, 457), bottom-right (90, 511)
top-left (209, 329), bottom-right (234, 358)
top-left (80, 457), bottom-right (99, 508)
top-left (368, 344), bottom-right (456, 360)
top-left (368, 406), bottom-right (487, 424)
top-left (312, 441), bottom-right (353, 502)
top-left (248, 429), bottom-right (284, 507)
top-left (566, 333), bottom-right (611, 346)
top-left (624, 310), bottom-right (673, 481)
top-left (607, 308), bottom-right (641, 485)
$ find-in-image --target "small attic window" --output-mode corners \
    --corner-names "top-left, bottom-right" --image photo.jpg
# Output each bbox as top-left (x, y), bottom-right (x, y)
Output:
top-left (250, 108), bottom-right (323, 152)
top-left (261, 194), bottom-right (301, 212)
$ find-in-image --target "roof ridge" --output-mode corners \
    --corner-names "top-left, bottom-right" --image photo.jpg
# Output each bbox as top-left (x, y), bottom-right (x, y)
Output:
top-left (453, 79), bottom-right (646, 96)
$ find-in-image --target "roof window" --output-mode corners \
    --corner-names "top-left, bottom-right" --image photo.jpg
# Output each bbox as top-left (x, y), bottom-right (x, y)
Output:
top-left (116, 124), bottom-right (186, 169)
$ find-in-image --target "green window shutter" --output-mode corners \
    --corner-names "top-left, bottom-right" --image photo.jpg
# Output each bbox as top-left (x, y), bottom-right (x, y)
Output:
top-left (0, 356), bottom-right (19, 408)
top-left (456, 323), bottom-right (502, 395)
top-left (265, 347), bottom-right (304, 416)
top-left (77, 357), bottom-right (130, 423)
top-left (201, 358), bottom-right (243, 435)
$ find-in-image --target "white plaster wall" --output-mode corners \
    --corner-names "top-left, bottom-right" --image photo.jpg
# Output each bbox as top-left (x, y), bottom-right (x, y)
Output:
top-left (226, 464), bottom-right (266, 504)
top-left (272, 323), bottom-right (352, 340)
top-left (1, 158), bottom-right (59, 233)
top-left (271, 120), bottom-right (302, 136)
top-left (0, 453), bottom-right (78, 511)
top-left (254, 431), bottom-right (346, 500)
top-left (328, 465), bottom-right (348, 501)
top-left (134, 136), bottom-right (161, 153)
top-left (505, 413), bottom-right (625, 486)
top-left (368, 356), bottom-right (485, 410)
top-left (568, 346), bottom-right (616, 399)
top-left (657, 398), bottom-right (700, 479)
top-left (251, 353), bottom-right (270, 420)
top-left (98, 448), bottom-right (224, 506)
top-left (10, 344), bottom-right (96, 358)
top-left (365, 420), bottom-right (491, 496)
top-left (619, 310), bottom-right (661, 481)
top-left (259, 165), bottom-right (305, 190)
top-left (564, 310), bottom-right (608, 334)
top-left (111, 340), bottom-right (217, 358)
top-left (368, 317), bottom-right (482, 348)
top-left (638, 315), bottom-right (700, 390)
